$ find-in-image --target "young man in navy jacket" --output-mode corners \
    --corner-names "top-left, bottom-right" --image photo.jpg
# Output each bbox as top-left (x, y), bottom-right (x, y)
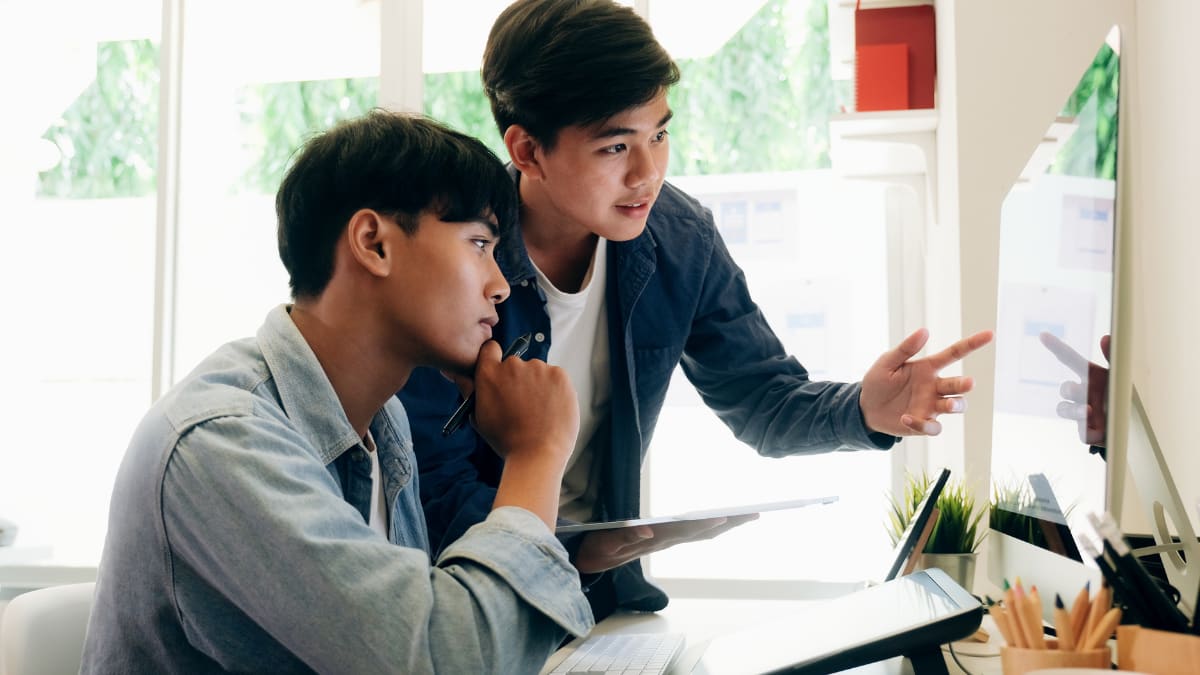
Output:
top-left (398, 0), bottom-right (993, 621)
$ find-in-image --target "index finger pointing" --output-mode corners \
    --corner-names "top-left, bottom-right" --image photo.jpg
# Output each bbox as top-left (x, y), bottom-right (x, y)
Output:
top-left (926, 330), bottom-right (994, 370)
top-left (1038, 331), bottom-right (1092, 377)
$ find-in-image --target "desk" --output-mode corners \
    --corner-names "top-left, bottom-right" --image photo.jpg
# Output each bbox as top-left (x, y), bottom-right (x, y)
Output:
top-left (542, 599), bottom-right (1005, 675)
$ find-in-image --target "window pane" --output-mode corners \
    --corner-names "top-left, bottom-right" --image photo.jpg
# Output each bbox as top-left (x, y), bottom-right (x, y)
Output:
top-left (172, 0), bottom-right (379, 376)
top-left (660, 0), bottom-right (852, 176)
top-left (422, 0), bottom-right (508, 156)
top-left (0, 0), bottom-right (161, 565)
top-left (645, 0), bottom-right (893, 585)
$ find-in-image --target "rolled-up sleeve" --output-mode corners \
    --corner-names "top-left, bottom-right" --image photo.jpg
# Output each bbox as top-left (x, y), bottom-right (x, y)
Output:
top-left (439, 507), bottom-right (593, 637)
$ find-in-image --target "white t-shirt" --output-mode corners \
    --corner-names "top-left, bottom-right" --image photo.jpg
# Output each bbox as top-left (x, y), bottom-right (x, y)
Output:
top-left (364, 431), bottom-right (389, 538)
top-left (531, 238), bottom-right (612, 523)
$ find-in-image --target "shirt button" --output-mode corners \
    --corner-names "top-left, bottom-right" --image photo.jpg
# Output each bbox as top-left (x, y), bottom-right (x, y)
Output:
top-left (520, 279), bottom-right (529, 287)
top-left (534, 332), bottom-right (545, 343)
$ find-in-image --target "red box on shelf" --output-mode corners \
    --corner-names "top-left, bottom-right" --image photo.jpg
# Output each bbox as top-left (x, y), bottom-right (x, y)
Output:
top-left (854, 1), bottom-right (936, 111)
top-left (855, 43), bottom-right (909, 111)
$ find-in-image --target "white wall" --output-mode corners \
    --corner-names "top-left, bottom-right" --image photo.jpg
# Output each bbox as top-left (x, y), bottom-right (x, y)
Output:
top-left (1127, 0), bottom-right (1200, 525)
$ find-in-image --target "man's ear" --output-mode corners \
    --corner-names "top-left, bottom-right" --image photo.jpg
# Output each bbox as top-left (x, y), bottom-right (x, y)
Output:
top-left (345, 208), bottom-right (391, 279)
top-left (504, 124), bottom-right (544, 180)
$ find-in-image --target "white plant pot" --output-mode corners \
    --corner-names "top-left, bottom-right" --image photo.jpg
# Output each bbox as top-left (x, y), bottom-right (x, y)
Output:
top-left (917, 552), bottom-right (976, 591)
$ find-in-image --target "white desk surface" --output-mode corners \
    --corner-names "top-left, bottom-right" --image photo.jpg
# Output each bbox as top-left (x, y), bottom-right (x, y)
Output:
top-left (541, 598), bottom-right (1005, 675)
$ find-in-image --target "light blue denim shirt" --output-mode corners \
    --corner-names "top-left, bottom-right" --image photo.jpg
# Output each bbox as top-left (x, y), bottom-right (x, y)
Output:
top-left (81, 305), bottom-right (592, 674)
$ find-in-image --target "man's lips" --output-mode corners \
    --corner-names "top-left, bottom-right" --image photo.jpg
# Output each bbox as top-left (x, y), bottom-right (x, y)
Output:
top-left (617, 196), bottom-right (654, 209)
top-left (479, 317), bottom-right (497, 339)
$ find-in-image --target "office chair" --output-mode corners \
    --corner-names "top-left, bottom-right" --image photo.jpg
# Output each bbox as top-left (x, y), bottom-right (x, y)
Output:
top-left (0, 582), bottom-right (94, 675)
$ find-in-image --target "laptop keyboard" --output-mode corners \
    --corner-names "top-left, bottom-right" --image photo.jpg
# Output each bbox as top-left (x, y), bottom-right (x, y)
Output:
top-left (548, 632), bottom-right (686, 675)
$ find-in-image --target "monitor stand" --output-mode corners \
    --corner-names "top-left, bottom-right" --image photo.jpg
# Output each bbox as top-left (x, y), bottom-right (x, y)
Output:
top-left (1114, 385), bottom-right (1200, 618)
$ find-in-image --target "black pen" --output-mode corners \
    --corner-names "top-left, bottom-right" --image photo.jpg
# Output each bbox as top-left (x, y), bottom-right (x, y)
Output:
top-left (1079, 533), bottom-right (1144, 624)
top-left (442, 333), bottom-right (533, 436)
top-left (1089, 512), bottom-right (1190, 632)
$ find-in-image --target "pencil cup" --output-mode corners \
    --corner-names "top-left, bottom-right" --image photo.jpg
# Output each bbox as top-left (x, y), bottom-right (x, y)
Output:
top-left (1117, 625), bottom-right (1200, 674)
top-left (1000, 639), bottom-right (1110, 675)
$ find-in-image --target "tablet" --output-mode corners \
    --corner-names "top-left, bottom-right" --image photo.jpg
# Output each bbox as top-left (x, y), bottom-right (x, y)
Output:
top-left (554, 496), bottom-right (838, 534)
top-left (695, 567), bottom-right (983, 675)
top-left (880, 467), bottom-right (951, 583)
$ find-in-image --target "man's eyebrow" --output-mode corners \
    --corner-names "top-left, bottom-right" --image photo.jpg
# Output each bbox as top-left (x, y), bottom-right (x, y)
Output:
top-left (468, 217), bottom-right (500, 236)
top-left (589, 110), bottom-right (675, 140)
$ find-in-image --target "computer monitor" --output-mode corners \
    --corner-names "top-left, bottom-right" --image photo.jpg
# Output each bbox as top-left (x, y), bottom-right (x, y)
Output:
top-left (986, 27), bottom-right (1121, 619)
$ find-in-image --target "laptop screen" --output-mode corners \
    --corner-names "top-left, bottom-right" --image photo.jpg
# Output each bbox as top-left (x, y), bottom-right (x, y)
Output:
top-left (695, 568), bottom-right (982, 675)
top-left (878, 468), bottom-right (951, 584)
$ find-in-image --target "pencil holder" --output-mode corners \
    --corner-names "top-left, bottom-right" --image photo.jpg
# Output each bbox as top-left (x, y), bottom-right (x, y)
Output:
top-left (1000, 639), bottom-right (1110, 675)
top-left (1117, 625), bottom-right (1200, 674)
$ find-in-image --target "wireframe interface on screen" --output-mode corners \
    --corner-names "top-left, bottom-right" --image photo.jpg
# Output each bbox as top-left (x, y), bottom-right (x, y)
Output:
top-left (988, 29), bottom-right (1120, 576)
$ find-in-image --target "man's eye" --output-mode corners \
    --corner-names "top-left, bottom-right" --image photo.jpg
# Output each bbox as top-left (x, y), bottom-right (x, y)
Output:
top-left (654, 130), bottom-right (670, 142)
top-left (602, 143), bottom-right (627, 155)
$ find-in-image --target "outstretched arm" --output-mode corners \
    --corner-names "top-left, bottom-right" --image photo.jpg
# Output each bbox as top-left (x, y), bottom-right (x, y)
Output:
top-left (859, 328), bottom-right (995, 436)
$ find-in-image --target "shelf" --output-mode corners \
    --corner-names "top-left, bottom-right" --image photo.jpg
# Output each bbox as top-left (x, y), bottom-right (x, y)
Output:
top-left (830, 108), bottom-right (937, 136)
top-left (828, 108), bottom-right (939, 223)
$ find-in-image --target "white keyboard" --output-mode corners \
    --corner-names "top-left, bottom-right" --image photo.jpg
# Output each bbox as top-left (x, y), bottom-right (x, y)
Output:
top-left (549, 632), bottom-right (686, 675)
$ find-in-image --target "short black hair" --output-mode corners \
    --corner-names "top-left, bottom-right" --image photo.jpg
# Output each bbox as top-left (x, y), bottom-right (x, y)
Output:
top-left (482, 0), bottom-right (680, 149)
top-left (275, 110), bottom-right (517, 299)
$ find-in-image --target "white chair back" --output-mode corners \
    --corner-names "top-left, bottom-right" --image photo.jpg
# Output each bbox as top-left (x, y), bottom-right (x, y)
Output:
top-left (0, 582), bottom-right (95, 675)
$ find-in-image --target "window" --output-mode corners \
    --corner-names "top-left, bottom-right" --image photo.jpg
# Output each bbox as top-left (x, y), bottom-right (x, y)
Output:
top-left (643, 0), bottom-right (897, 590)
top-left (0, 0), bottom-right (161, 565)
top-left (420, 0), bottom-right (899, 589)
top-left (0, 0), bottom-right (381, 569)
top-left (171, 0), bottom-right (380, 376)
top-left (1, 1), bottom-right (909, 585)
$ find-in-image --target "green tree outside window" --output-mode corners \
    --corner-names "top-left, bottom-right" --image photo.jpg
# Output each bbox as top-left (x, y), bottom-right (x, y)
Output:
top-left (38, 39), bottom-right (159, 199)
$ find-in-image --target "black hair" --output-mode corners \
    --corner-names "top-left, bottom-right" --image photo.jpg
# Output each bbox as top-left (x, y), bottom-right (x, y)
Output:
top-left (275, 110), bottom-right (517, 299)
top-left (482, 0), bottom-right (680, 149)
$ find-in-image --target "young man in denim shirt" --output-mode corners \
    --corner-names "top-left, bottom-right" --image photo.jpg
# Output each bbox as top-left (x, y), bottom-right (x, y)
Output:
top-left (82, 111), bottom-right (593, 673)
top-left (398, 0), bottom-right (994, 621)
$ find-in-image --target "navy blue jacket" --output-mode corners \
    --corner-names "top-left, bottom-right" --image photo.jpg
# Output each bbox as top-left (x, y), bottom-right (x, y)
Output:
top-left (398, 172), bottom-right (894, 618)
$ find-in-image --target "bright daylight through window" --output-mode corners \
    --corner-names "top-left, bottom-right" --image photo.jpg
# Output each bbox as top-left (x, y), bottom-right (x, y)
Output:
top-left (1, 1), bottom-right (900, 588)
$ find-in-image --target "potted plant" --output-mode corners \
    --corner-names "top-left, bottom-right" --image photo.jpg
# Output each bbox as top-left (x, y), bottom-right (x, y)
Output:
top-left (886, 472), bottom-right (987, 589)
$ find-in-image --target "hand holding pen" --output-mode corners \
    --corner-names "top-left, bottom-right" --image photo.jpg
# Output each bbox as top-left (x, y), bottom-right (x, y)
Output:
top-left (443, 333), bottom-right (533, 436)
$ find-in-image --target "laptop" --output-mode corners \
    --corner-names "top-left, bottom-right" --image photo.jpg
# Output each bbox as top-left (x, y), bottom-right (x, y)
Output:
top-left (692, 468), bottom-right (979, 674)
top-left (694, 567), bottom-right (983, 674)
top-left (875, 467), bottom-right (951, 585)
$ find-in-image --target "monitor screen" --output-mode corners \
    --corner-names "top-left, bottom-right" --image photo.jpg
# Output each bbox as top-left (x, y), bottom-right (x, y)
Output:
top-left (987, 28), bottom-right (1121, 611)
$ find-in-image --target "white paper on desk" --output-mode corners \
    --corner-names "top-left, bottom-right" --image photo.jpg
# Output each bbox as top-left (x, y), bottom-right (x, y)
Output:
top-left (555, 496), bottom-right (838, 534)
